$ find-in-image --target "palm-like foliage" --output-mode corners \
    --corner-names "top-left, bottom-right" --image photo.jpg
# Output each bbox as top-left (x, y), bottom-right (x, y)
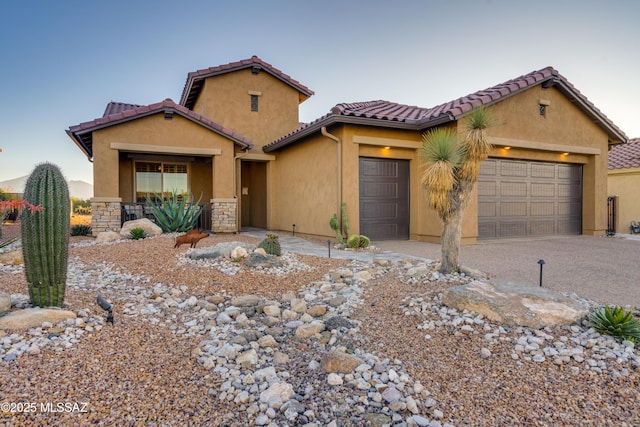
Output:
top-left (420, 107), bottom-right (496, 273)
top-left (420, 128), bottom-right (462, 218)
top-left (146, 190), bottom-right (203, 232)
top-left (590, 305), bottom-right (640, 344)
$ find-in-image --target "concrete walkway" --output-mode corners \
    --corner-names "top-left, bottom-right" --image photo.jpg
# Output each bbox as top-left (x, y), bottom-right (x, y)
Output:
top-left (241, 229), bottom-right (640, 308)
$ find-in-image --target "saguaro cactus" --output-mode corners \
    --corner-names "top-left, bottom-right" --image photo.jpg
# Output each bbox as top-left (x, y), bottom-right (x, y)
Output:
top-left (21, 163), bottom-right (70, 307)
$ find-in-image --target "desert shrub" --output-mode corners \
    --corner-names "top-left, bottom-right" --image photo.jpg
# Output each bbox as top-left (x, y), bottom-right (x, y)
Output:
top-left (128, 227), bottom-right (147, 240)
top-left (258, 233), bottom-right (281, 256)
top-left (71, 224), bottom-right (92, 236)
top-left (146, 190), bottom-right (202, 232)
top-left (590, 305), bottom-right (640, 344)
top-left (347, 234), bottom-right (370, 249)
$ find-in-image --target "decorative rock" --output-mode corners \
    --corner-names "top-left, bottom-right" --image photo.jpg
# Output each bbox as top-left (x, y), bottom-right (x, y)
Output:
top-left (263, 305), bottom-right (281, 317)
top-left (259, 382), bottom-right (294, 408)
top-left (257, 335), bottom-right (278, 348)
top-left (94, 231), bottom-right (121, 244)
top-left (236, 349), bottom-right (258, 366)
top-left (230, 246), bottom-right (249, 259)
top-left (327, 373), bottom-right (343, 385)
top-left (295, 322), bottom-right (325, 338)
top-left (0, 308), bottom-right (77, 330)
top-left (319, 351), bottom-right (365, 374)
top-left (119, 218), bottom-right (162, 237)
top-left (190, 241), bottom-right (255, 259)
top-left (442, 279), bottom-right (589, 328)
top-left (230, 295), bottom-right (260, 307)
top-left (362, 413), bottom-right (392, 426)
top-left (290, 299), bottom-right (307, 313)
top-left (306, 305), bottom-right (327, 317)
top-left (381, 386), bottom-right (402, 403)
top-left (327, 296), bottom-right (347, 307)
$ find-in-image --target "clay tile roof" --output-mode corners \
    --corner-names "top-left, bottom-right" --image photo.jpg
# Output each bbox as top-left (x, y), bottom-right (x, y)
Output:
top-left (264, 66), bottom-right (628, 153)
top-left (67, 98), bottom-right (252, 160)
top-left (180, 55), bottom-right (314, 109)
top-left (103, 101), bottom-right (143, 117)
top-left (609, 138), bottom-right (640, 169)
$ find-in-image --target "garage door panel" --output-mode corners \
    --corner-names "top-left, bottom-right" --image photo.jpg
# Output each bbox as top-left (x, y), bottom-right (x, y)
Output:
top-left (531, 201), bottom-right (555, 216)
top-left (359, 158), bottom-right (409, 240)
top-left (478, 159), bottom-right (582, 240)
top-left (500, 182), bottom-right (527, 196)
top-left (500, 201), bottom-right (527, 216)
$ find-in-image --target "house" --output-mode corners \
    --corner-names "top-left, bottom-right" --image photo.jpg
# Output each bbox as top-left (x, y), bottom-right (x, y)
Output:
top-left (67, 56), bottom-right (627, 243)
top-left (608, 138), bottom-right (640, 233)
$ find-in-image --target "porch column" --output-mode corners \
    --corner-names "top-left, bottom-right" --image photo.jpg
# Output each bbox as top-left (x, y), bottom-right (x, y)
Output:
top-left (211, 198), bottom-right (237, 233)
top-left (90, 197), bottom-right (122, 236)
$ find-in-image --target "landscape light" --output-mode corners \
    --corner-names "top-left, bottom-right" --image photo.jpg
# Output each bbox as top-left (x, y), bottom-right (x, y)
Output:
top-left (537, 259), bottom-right (546, 287)
top-left (96, 294), bottom-right (114, 325)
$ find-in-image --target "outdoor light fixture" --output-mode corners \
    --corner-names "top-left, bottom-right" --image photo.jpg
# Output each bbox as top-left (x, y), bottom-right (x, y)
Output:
top-left (503, 146), bottom-right (511, 150)
top-left (96, 294), bottom-right (114, 325)
top-left (562, 152), bottom-right (570, 156)
top-left (537, 259), bottom-right (546, 287)
top-left (327, 240), bottom-right (331, 258)
top-left (292, 224), bottom-right (296, 236)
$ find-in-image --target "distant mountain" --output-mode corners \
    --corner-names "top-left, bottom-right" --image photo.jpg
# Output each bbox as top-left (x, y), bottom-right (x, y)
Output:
top-left (0, 176), bottom-right (93, 200)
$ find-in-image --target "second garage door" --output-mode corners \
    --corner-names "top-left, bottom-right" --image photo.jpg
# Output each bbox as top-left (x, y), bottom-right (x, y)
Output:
top-left (478, 159), bottom-right (582, 240)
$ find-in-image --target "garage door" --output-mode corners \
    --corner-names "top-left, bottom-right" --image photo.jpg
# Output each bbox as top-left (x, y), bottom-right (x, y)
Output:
top-left (478, 159), bottom-right (582, 239)
top-left (359, 158), bottom-right (409, 240)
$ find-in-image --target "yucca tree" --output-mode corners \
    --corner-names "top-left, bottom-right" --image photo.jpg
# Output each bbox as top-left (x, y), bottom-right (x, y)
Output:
top-left (420, 107), bottom-right (496, 274)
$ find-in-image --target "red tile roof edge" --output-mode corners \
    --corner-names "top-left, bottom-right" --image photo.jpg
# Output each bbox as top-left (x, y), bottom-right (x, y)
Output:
top-left (179, 55), bottom-right (314, 107)
top-left (68, 99), bottom-right (253, 149)
top-left (264, 66), bottom-right (628, 152)
top-left (608, 138), bottom-right (640, 169)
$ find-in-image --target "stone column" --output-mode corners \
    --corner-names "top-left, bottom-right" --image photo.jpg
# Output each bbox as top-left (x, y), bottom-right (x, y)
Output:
top-left (211, 198), bottom-right (237, 233)
top-left (90, 197), bottom-right (122, 236)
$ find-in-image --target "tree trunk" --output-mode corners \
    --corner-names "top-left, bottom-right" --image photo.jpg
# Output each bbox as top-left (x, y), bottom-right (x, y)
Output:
top-left (439, 180), bottom-right (474, 274)
top-left (440, 206), bottom-right (464, 274)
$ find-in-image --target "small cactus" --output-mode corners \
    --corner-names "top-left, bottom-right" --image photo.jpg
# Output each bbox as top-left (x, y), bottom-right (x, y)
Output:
top-left (258, 233), bottom-right (281, 256)
top-left (347, 234), bottom-right (370, 249)
top-left (21, 163), bottom-right (70, 307)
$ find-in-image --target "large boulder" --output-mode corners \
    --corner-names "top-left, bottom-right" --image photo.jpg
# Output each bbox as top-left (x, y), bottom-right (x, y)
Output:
top-left (119, 218), bottom-right (162, 238)
top-left (95, 231), bottom-right (121, 244)
top-left (0, 308), bottom-right (76, 330)
top-left (442, 279), bottom-right (589, 329)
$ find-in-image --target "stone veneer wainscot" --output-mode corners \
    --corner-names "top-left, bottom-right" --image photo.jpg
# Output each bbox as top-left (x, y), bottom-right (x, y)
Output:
top-left (211, 199), bottom-right (236, 233)
top-left (90, 198), bottom-right (122, 236)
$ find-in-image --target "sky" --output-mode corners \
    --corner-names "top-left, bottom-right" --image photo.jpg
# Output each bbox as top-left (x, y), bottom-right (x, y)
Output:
top-left (1, 0), bottom-right (638, 186)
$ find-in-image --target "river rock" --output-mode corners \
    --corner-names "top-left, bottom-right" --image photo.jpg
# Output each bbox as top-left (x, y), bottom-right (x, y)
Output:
top-left (0, 250), bottom-right (23, 265)
top-left (319, 351), bottom-right (365, 374)
top-left (442, 279), bottom-right (589, 328)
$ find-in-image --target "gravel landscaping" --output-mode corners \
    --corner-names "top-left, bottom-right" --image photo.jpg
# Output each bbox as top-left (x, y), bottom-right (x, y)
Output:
top-left (0, 224), bottom-right (638, 426)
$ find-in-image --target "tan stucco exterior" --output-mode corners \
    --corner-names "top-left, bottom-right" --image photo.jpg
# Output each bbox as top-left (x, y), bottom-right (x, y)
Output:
top-left (70, 59), bottom-right (620, 242)
top-left (191, 69), bottom-right (302, 151)
top-left (608, 167), bottom-right (640, 233)
top-left (267, 85), bottom-right (612, 243)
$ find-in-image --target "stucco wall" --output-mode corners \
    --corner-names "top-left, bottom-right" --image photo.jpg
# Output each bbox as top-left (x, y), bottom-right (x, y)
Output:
top-left (269, 84), bottom-right (611, 242)
top-left (92, 113), bottom-right (237, 200)
top-left (191, 69), bottom-right (301, 150)
top-left (608, 167), bottom-right (640, 233)
top-left (270, 131), bottom-right (339, 237)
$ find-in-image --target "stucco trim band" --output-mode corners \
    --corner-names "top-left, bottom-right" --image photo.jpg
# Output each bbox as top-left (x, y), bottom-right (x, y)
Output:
top-left (352, 135), bottom-right (420, 149)
top-left (110, 142), bottom-right (222, 156)
top-left (492, 137), bottom-right (601, 155)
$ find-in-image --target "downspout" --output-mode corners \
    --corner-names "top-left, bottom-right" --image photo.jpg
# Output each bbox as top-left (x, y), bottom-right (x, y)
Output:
top-left (233, 148), bottom-right (251, 232)
top-left (321, 126), bottom-right (342, 231)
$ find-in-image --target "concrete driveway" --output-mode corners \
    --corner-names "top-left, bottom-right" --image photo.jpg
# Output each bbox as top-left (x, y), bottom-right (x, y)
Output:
top-left (376, 235), bottom-right (640, 308)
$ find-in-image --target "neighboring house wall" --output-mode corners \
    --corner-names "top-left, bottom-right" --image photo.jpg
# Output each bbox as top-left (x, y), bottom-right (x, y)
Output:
top-left (608, 167), bottom-right (640, 233)
top-left (192, 70), bottom-right (301, 150)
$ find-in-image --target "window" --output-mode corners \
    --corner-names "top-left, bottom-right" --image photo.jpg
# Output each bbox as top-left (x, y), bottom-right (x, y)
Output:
top-left (135, 162), bottom-right (188, 202)
top-left (251, 94), bottom-right (259, 112)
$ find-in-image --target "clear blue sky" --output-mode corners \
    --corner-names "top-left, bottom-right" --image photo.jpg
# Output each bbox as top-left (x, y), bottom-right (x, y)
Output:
top-left (1, 0), bottom-right (638, 185)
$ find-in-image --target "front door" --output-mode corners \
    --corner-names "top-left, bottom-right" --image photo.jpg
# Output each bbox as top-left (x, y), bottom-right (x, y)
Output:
top-left (240, 161), bottom-right (267, 229)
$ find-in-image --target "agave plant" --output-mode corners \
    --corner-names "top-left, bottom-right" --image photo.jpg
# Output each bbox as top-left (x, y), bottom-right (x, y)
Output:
top-left (589, 305), bottom-right (640, 343)
top-left (146, 190), bottom-right (203, 233)
top-left (128, 227), bottom-right (147, 240)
